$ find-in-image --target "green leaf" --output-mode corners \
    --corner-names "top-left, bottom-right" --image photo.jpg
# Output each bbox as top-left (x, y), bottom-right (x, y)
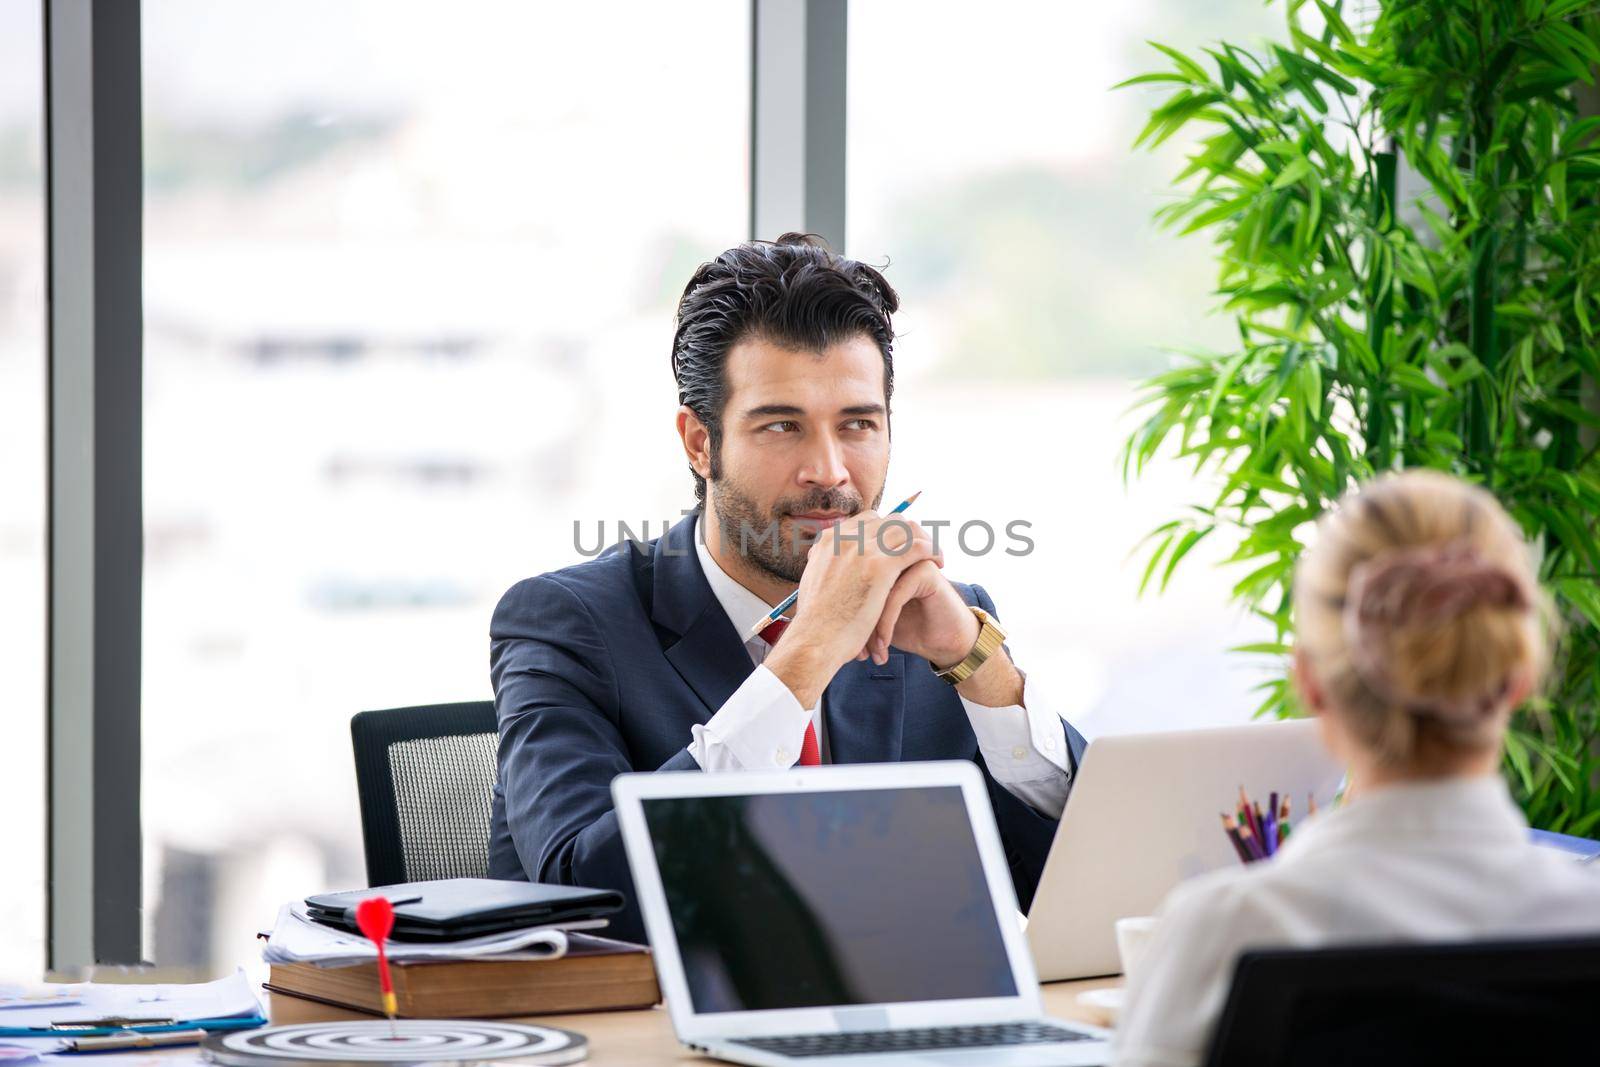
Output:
top-left (1229, 642), bottom-right (1293, 656)
top-left (1494, 302), bottom-right (1540, 320)
top-left (1161, 527), bottom-right (1213, 591)
top-left (1425, 428), bottom-right (1465, 451)
top-left (1206, 349), bottom-right (1253, 419)
top-left (1540, 321), bottom-right (1565, 354)
top-left (1138, 532), bottom-right (1176, 597)
top-left (1547, 21), bottom-right (1600, 74)
top-left (1271, 157), bottom-right (1315, 189)
top-left (1555, 579), bottom-right (1600, 630)
top-left (1549, 160), bottom-right (1568, 222)
top-left (1231, 556), bottom-right (1291, 603)
top-left (1311, 0), bottom-right (1357, 46)
top-left (1504, 731), bottom-right (1535, 794)
top-left (1572, 810), bottom-right (1600, 837)
top-left (1390, 364), bottom-right (1446, 397)
top-left (1178, 195), bottom-right (1255, 235)
top-left (1113, 72), bottom-right (1197, 89)
top-left (1148, 41), bottom-right (1211, 85)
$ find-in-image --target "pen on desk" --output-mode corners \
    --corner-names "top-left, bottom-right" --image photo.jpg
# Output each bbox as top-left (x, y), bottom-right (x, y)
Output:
top-left (65, 1029), bottom-right (210, 1053)
top-left (0, 1017), bottom-right (264, 1040)
top-left (745, 490), bottom-right (923, 642)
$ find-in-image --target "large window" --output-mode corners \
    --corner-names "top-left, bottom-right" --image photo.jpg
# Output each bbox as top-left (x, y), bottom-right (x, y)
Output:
top-left (141, 0), bottom-right (750, 972)
top-left (0, 0), bottom-right (46, 983)
top-left (848, 0), bottom-right (1279, 736)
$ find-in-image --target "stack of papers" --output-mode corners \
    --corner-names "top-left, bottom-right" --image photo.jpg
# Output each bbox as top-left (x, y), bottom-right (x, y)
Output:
top-left (262, 903), bottom-right (607, 967)
top-left (0, 971), bottom-right (262, 1055)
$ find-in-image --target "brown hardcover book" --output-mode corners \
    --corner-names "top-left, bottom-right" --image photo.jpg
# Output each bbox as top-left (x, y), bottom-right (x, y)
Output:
top-left (266, 939), bottom-right (660, 1018)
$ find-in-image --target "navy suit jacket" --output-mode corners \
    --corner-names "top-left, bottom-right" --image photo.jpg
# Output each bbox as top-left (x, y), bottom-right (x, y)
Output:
top-left (486, 512), bottom-right (1087, 943)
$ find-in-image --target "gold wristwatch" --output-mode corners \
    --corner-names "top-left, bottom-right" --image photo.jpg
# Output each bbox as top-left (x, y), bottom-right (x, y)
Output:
top-left (933, 606), bottom-right (1007, 686)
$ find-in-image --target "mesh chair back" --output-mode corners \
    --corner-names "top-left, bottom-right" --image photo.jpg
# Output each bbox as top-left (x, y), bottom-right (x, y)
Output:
top-left (350, 701), bottom-right (499, 886)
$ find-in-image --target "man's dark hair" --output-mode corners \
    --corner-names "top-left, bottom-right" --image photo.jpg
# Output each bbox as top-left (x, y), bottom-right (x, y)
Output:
top-left (670, 232), bottom-right (900, 504)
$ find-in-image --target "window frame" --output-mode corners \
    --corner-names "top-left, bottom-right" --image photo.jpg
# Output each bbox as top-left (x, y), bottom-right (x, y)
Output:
top-left (41, 0), bottom-right (845, 971)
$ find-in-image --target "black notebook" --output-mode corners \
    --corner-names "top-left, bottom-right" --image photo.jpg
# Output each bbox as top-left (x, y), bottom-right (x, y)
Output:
top-left (304, 878), bottom-right (625, 941)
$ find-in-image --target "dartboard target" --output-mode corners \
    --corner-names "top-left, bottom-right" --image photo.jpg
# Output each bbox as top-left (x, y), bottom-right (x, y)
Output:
top-left (201, 1021), bottom-right (587, 1067)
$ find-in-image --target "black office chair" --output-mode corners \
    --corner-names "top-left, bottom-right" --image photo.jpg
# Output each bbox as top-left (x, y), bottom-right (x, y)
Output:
top-left (350, 700), bottom-right (499, 887)
top-left (1202, 935), bottom-right (1600, 1066)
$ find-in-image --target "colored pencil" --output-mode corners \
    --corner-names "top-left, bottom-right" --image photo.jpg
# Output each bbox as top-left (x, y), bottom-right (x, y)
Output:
top-left (1223, 789), bottom-right (1304, 864)
top-left (1237, 822), bottom-right (1265, 861)
top-left (1221, 813), bottom-right (1252, 863)
top-left (745, 490), bottom-right (923, 641)
top-left (1238, 786), bottom-right (1263, 845)
top-left (1254, 800), bottom-right (1273, 856)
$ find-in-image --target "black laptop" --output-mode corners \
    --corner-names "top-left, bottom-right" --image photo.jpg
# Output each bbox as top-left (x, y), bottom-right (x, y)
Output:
top-left (305, 878), bottom-right (624, 941)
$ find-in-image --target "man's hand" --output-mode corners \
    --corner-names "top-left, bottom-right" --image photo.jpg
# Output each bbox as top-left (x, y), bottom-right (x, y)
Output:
top-left (763, 512), bottom-right (939, 708)
top-left (865, 557), bottom-right (1026, 709)
top-left (862, 558), bottom-right (975, 668)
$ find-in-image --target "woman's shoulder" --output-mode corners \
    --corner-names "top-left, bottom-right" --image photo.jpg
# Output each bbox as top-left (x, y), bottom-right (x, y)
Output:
top-left (1160, 861), bottom-right (1284, 926)
top-left (1160, 863), bottom-right (1255, 919)
top-left (1515, 848), bottom-right (1600, 922)
top-left (1156, 851), bottom-right (1351, 951)
top-left (1114, 865), bottom-right (1290, 1067)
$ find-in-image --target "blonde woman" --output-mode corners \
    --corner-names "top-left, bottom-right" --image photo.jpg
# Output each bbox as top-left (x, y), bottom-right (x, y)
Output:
top-left (1114, 470), bottom-right (1600, 1067)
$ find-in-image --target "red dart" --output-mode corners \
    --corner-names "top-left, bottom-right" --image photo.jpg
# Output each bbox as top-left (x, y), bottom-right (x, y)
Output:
top-left (355, 897), bottom-right (399, 1036)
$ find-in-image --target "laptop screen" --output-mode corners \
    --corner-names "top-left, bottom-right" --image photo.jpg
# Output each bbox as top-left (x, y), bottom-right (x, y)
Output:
top-left (641, 784), bottom-right (1019, 1014)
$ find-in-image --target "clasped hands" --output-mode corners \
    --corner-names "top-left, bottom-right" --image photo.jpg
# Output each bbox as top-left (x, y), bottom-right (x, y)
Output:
top-left (762, 512), bottom-right (986, 709)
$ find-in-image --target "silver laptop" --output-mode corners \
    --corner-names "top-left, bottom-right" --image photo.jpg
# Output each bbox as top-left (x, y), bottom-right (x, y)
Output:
top-left (1026, 719), bottom-right (1346, 982)
top-left (612, 761), bottom-right (1110, 1066)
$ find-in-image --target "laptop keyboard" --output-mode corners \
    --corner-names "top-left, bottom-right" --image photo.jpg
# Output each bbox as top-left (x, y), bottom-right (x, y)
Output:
top-left (729, 1021), bottom-right (1094, 1058)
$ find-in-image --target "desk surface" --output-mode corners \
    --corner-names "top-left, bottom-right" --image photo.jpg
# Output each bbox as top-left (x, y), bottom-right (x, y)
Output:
top-left (252, 979), bottom-right (1121, 1066)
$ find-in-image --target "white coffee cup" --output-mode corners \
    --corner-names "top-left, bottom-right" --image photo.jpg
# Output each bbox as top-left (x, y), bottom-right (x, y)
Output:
top-left (1114, 916), bottom-right (1159, 980)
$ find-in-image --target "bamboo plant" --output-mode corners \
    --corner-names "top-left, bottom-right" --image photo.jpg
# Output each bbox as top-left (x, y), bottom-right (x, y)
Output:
top-left (1121, 0), bottom-right (1600, 834)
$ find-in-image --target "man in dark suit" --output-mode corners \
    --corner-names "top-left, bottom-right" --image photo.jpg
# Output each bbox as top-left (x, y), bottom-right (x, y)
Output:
top-left (488, 234), bottom-right (1087, 943)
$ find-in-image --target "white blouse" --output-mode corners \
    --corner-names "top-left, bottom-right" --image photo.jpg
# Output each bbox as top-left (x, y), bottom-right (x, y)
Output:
top-left (1114, 776), bottom-right (1600, 1067)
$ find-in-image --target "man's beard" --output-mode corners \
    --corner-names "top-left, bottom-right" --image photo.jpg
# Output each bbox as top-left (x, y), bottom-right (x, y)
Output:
top-left (709, 476), bottom-right (880, 583)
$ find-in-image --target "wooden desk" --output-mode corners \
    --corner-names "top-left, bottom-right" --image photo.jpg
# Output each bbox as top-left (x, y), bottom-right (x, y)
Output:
top-left (259, 979), bottom-right (1121, 1066)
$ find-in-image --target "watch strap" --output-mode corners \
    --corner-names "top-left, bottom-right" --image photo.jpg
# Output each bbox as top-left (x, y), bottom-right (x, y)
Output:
top-left (934, 606), bottom-right (1007, 686)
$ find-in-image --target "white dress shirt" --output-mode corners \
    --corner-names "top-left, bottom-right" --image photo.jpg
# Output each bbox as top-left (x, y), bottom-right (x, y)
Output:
top-left (1114, 775), bottom-right (1600, 1067)
top-left (686, 534), bottom-right (1074, 816)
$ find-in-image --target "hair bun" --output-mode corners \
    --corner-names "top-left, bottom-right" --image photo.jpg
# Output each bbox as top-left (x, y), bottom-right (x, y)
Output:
top-left (1349, 542), bottom-right (1529, 627)
top-left (1343, 541), bottom-right (1531, 722)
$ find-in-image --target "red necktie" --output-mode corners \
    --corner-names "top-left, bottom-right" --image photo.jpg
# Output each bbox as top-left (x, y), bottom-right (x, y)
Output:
top-left (758, 618), bottom-right (820, 766)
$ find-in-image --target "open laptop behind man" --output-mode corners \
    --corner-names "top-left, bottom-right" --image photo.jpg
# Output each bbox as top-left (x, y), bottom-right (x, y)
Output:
top-left (612, 761), bottom-right (1110, 1066)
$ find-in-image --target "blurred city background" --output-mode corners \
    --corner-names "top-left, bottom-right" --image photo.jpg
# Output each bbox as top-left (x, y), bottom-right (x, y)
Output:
top-left (0, 0), bottom-right (1279, 978)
